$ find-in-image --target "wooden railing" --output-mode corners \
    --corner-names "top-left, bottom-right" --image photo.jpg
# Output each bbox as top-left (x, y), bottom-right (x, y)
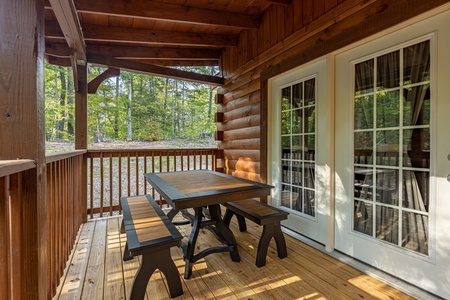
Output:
top-left (1, 152), bottom-right (85, 299)
top-left (0, 159), bottom-right (36, 299)
top-left (46, 150), bottom-right (86, 297)
top-left (86, 148), bottom-right (221, 219)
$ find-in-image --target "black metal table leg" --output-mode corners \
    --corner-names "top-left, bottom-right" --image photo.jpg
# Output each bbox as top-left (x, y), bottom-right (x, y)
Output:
top-left (208, 204), bottom-right (240, 262)
top-left (183, 207), bottom-right (202, 279)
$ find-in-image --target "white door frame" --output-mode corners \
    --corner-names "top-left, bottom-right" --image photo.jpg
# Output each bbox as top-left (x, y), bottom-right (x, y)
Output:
top-left (267, 56), bottom-right (335, 251)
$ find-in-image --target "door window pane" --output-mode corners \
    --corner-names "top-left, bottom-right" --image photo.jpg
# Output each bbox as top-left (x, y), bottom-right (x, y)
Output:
top-left (353, 40), bottom-right (430, 256)
top-left (279, 77), bottom-right (316, 217)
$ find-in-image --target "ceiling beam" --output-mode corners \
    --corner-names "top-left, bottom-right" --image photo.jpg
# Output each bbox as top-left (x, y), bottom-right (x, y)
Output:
top-left (122, 59), bottom-right (219, 67)
top-left (88, 55), bottom-right (224, 86)
top-left (46, 21), bottom-right (238, 47)
top-left (267, 0), bottom-right (291, 5)
top-left (48, 0), bottom-right (86, 62)
top-left (73, 0), bottom-right (259, 29)
top-left (46, 43), bottom-right (221, 60)
top-left (45, 55), bottom-right (72, 67)
top-left (87, 45), bottom-right (221, 59)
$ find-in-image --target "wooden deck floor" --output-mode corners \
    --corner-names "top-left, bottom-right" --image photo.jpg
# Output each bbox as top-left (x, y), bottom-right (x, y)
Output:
top-left (53, 214), bottom-right (417, 300)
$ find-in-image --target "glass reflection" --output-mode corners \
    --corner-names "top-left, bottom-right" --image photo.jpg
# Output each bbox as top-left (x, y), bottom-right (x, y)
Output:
top-left (281, 87), bottom-right (291, 110)
top-left (377, 50), bottom-right (399, 89)
top-left (355, 60), bottom-right (374, 94)
top-left (403, 85), bottom-right (430, 126)
top-left (355, 95), bottom-right (374, 130)
top-left (403, 40), bottom-right (430, 84)
top-left (354, 167), bottom-right (373, 200)
top-left (402, 212), bottom-right (428, 255)
top-left (375, 130), bottom-right (399, 166)
top-left (354, 200), bottom-right (373, 236)
top-left (375, 169), bottom-right (399, 205)
top-left (354, 132), bottom-right (373, 165)
top-left (293, 83), bottom-right (302, 108)
top-left (376, 206), bottom-right (399, 245)
top-left (376, 90), bottom-right (400, 128)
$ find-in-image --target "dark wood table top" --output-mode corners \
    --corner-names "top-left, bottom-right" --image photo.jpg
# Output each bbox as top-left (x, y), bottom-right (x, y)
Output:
top-left (144, 170), bottom-right (273, 210)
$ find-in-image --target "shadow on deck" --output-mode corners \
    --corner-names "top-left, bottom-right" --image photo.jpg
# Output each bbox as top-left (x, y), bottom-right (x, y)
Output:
top-left (53, 212), bottom-right (417, 300)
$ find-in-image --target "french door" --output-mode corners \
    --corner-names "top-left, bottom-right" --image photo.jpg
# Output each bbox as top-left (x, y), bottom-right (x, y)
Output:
top-left (334, 8), bottom-right (450, 299)
top-left (269, 58), bottom-right (333, 247)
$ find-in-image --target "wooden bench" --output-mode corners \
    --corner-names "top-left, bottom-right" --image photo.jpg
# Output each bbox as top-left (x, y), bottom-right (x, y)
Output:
top-left (222, 199), bottom-right (289, 267)
top-left (121, 195), bottom-right (183, 299)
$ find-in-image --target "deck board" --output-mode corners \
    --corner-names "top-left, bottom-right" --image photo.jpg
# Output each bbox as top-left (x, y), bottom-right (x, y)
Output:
top-left (53, 214), bottom-right (417, 300)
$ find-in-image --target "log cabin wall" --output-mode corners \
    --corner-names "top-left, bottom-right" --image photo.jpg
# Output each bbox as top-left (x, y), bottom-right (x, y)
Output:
top-left (217, 0), bottom-right (449, 183)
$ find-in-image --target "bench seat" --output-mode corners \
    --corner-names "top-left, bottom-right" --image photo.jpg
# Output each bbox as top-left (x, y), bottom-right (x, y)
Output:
top-left (223, 199), bottom-right (289, 267)
top-left (121, 195), bottom-right (183, 299)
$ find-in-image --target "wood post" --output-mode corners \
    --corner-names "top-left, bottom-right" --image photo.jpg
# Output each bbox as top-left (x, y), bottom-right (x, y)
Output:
top-left (0, 0), bottom-right (48, 298)
top-left (75, 64), bottom-right (88, 222)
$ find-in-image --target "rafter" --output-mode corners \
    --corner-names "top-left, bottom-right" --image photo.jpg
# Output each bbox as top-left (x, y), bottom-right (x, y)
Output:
top-left (88, 55), bottom-right (224, 86)
top-left (46, 21), bottom-right (237, 47)
top-left (48, 0), bottom-right (86, 62)
top-left (73, 0), bottom-right (259, 29)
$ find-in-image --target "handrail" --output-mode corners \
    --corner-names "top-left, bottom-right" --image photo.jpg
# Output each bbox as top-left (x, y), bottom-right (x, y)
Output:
top-left (45, 149), bottom-right (87, 163)
top-left (0, 159), bottom-right (35, 177)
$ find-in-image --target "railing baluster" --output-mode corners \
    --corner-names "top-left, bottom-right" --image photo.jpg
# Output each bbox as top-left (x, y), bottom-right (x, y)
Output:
top-left (135, 151), bottom-right (139, 195)
top-left (85, 148), bottom-right (218, 218)
top-left (144, 152), bottom-right (148, 194)
top-left (118, 153), bottom-right (122, 213)
top-left (151, 152), bottom-right (155, 199)
top-left (100, 152), bottom-right (104, 218)
top-left (109, 152), bottom-right (113, 216)
top-left (127, 153), bottom-right (131, 197)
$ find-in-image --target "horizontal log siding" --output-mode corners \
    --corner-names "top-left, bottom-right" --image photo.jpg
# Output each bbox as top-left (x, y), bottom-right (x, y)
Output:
top-left (86, 148), bottom-right (219, 219)
top-left (46, 152), bottom-right (85, 298)
top-left (218, 0), bottom-right (449, 182)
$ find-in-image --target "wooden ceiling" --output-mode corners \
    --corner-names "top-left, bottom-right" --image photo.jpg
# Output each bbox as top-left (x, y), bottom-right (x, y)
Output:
top-left (44, 0), bottom-right (290, 85)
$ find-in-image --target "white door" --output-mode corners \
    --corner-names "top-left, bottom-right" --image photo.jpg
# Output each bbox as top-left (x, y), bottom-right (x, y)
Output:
top-left (268, 58), bottom-right (333, 247)
top-left (334, 7), bottom-right (450, 299)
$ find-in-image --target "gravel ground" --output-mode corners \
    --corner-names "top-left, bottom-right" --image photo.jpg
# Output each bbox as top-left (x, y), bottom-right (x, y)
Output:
top-left (45, 137), bottom-right (217, 153)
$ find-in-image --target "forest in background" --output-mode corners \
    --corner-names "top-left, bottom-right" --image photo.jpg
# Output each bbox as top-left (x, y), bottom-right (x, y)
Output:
top-left (44, 63), bottom-right (218, 146)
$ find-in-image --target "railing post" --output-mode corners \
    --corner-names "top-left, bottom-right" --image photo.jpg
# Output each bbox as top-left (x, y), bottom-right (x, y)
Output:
top-left (75, 64), bottom-right (88, 223)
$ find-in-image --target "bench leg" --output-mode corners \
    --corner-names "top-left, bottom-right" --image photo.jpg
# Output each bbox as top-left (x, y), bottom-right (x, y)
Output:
top-left (273, 221), bottom-right (287, 259)
top-left (157, 249), bottom-right (184, 298)
top-left (255, 222), bottom-right (287, 267)
top-left (256, 224), bottom-right (274, 267)
top-left (130, 250), bottom-right (183, 299)
top-left (223, 208), bottom-right (247, 232)
top-left (129, 253), bottom-right (157, 300)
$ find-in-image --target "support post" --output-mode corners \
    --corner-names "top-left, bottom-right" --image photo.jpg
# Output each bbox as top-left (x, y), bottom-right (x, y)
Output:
top-left (75, 63), bottom-right (88, 222)
top-left (0, 0), bottom-right (48, 298)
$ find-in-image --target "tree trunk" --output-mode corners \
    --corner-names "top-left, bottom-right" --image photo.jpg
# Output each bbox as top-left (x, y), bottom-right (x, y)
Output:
top-left (56, 67), bottom-right (66, 140)
top-left (127, 78), bottom-right (133, 141)
top-left (163, 77), bottom-right (169, 138)
top-left (67, 70), bottom-right (74, 137)
top-left (113, 76), bottom-right (120, 138)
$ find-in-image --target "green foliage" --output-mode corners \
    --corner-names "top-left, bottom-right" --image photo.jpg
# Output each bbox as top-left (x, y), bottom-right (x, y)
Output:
top-left (45, 63), bottom-right (217, 143)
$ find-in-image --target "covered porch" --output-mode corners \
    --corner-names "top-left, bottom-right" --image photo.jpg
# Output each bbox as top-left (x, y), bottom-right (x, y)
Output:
top-left (2, 0), bottom-right (450, 299)
top-left (55, 215), bottom-right (413, 299)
